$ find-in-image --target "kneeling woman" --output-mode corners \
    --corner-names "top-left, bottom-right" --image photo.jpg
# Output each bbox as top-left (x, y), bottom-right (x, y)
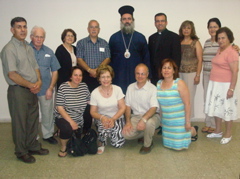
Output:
top-left (90, 65), bottom-right (126, 154)
top-left (157, 59), bottom-right (198, 150)
top-left (55, 66), bottom-right (90, 157)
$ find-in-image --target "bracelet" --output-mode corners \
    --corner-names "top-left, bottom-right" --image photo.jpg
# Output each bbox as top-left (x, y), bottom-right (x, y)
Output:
top-left (229, 88), bottom-right (234, 92)
top-left (87, 68), bottom-right (91, 72)
top-left (100, 115), bottom-right (105, 121)
top-left (196, 74), bottom-right (200, 77)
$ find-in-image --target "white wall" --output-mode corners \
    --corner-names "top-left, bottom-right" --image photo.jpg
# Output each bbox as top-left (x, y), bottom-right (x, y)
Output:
top-left (0, 0), bottom-right (240, 121)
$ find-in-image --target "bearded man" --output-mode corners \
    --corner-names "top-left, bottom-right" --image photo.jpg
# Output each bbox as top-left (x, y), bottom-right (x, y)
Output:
top-left (109, 5), bottom-right (151, 94)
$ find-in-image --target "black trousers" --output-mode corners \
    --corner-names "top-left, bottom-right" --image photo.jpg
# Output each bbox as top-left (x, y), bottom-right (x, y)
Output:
top-left (55, 118), bottom-right (82, 139)
top-left (82, 71), bottom-right (99, 131)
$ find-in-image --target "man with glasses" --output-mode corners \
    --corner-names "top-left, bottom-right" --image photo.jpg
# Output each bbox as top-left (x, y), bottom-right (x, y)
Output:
top-left (30, 26), bottom-right (60, 144)
top-left (122, 63), bottom-right (160, 154)
top-left (148, 13), bottom-right (181, 85)
top-left (76, 20), bottom-right (110, 132)
top-left (1, 17), bottom-right (49, 163)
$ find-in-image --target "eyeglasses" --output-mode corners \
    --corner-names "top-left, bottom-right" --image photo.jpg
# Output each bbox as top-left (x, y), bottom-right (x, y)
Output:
top-left (33, 36), bottom-right (44, 39)
top-left (66, 34), bottom-right (74, 38)
top-left (135, 72), bottom-right (147, 76)
top-left (89, 26), bottom-right (99, 29)
top-left (100, 76), bottom-right (111, 79)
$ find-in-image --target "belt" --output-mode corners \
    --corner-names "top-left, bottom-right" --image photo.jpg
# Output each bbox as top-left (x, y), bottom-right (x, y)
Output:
top-left (13, 85), bottom-right (29, 89)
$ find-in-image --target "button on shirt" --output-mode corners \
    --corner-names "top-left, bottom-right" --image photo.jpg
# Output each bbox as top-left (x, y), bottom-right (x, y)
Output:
top-left (125, 81), bottom-right (159, 115)
top-left (76, 36), bottom-right (110, 68)
top-left (1, 37), bottom-right (39, 85)
top-left (30, 43), bottom-right (61, 96)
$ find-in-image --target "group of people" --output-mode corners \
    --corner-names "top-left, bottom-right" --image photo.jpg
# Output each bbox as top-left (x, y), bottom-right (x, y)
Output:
top-left (1, 5), bottom-right (239, 164)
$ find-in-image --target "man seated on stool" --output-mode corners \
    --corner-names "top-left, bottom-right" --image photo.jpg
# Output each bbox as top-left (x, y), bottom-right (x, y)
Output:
top-left (122, 63), bottom-right (160, 154)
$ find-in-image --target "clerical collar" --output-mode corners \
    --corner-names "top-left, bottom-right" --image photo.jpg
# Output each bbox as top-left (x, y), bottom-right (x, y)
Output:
top-left (158, 29), bottom-right (168, 35)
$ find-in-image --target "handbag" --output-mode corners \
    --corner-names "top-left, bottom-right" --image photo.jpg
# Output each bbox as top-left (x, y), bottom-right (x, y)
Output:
top-left (67, 129), bottom-right (87, 157)
top-left (82, 128), bottom-right (98, 154)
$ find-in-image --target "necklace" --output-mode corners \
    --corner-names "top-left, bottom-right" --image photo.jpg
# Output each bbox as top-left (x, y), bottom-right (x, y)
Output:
top-left (121, 31), bottom-right (134, 59)
top-left (101, 85), bottom-right (112, 96)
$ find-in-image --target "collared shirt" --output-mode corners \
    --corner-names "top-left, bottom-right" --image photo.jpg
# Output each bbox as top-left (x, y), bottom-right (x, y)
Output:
top-left (125, 81), bottom-right (159, 115)
top-left (1, 37), bottom-right (39, 85)
top-left (30, 42), bottom-right (61, 96)
top-left (76, 36), bottom-right (110, 69)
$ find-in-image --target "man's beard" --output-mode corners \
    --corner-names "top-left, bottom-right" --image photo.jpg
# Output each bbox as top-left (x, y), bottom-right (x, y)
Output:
top-left (120, 21), bottom-right (135, 34)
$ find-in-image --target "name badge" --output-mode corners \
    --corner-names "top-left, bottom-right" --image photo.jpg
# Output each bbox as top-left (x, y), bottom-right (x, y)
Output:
top-left (45, 54), bottom-right (51, 57)
top-left (99, 47), bottom-right (105, 52)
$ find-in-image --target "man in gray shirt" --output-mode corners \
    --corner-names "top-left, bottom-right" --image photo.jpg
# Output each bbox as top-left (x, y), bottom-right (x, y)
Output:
top-left (1, 17), bottom-right (49, 163)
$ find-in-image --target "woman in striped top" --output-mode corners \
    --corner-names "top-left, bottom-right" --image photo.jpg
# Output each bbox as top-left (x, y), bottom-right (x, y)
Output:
top-left (157, 59), bottom-right (198, 150)
top-left (201, 18), bottom-right (221, 134)
top-left (55, 66), bottom-right (90, 157)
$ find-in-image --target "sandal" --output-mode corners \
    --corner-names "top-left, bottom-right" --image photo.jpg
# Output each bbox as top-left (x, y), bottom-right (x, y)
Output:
top-left (191, 126), bottom-right (198, 142)
top-left (156, 126), bottom-right (162, 135)
top-left (58, 149), bottom-right (67, 157)
top-left (201, 126), bottom-right (209, 133)
top-left (97, 146), bottom-right (105, 155)
top-left (207, 127), bottom-right (215, 134)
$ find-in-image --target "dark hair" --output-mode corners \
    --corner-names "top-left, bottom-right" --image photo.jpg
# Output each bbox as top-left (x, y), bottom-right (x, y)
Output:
top-left (69, 66), bottom-right (83, 81)
top-left (158, 58), bottom-right (179, 80)
top-left (155, 13), bottom-right (167, 21)
top-left (96, 65), bottom-right (115, 81)
top-left (179, 20), bottom-right (199, 41)
top-left (11, 17), bottom-right (27, 27)
top-left (61, 29), bottom-right (77, 43)
top-left (215, 27), bottom-right (234, 43)
top-left (207, 18), bottom-right (221, 28)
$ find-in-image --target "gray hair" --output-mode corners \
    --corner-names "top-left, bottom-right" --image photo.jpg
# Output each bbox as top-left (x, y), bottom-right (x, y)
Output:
top-left (30, 26), bottom-right (46, 37)
top-left (120, 21), bottom-right (135, 34)
top-left (88, 19), bottom-right (100, 28)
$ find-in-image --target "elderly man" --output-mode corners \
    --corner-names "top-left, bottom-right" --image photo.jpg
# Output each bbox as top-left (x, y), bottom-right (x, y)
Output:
top-left (109, 5), bottom-right (151, 94)
top-left (122, 63), bottom-right (160, 154)
top-left (148, 13), bottom-right (181, 85)
top-left (30, 26), bottom-right (60, 144)
top-left (76, 20), bottom-right (110, 131)
top-left (1, 17), bottom-right (49, 163)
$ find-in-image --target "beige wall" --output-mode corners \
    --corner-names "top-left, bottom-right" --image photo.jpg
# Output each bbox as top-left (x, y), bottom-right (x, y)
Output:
top-left (0, 0), bottom-right (240, 121)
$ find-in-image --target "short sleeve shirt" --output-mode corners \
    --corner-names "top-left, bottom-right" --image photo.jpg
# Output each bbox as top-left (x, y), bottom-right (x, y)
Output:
top-left (30, 42), bottom-right (61, 96)
top-left (90, 85), bottom-right (125, 118)
top-left (76, 36), bottom-right (110, 68)
top-left (1, 37), bottom-right (39, 85)
top-left (125, 81), bottom-right (159, 115)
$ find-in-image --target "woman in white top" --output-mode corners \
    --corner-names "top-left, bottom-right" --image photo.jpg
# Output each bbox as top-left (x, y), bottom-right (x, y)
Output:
top-left (90, 65), bottom-right (126, 154)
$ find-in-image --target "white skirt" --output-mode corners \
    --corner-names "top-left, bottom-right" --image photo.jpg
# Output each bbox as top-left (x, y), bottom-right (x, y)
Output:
top-left (205, 80), bottom-right (238, 121)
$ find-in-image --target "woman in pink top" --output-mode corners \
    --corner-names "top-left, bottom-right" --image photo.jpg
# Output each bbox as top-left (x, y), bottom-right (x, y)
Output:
top-left (205, 27), bottom-right (239, 144)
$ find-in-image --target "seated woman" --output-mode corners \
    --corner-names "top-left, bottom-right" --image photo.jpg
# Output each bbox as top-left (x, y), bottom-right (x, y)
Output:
top-left (157, 58), bottom-right (198, 150)
top-left (90, 65), bottom-right (126, 154)
top-left (55, 66), bottom-right (90, 157)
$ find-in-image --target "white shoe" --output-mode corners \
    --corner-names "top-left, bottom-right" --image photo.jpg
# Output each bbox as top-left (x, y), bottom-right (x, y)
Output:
top-left (207, 132), bottom-right (223, 138)
top-left (97, 146), bottom-right (105, 155)
top-left (220, 136), bottom-right (232, 144)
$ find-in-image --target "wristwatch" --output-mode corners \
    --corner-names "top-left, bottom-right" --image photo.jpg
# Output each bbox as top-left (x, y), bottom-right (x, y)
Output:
top-left (142, 118), bottom-right (147, 123)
